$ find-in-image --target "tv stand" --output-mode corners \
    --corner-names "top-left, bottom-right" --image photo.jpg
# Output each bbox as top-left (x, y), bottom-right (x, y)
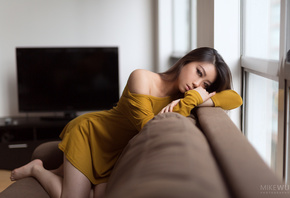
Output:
top-left (64, 112), bottom-right (77, 119)
top-left (40, 112), bottom-right (77, 121)
top-left (0, 116), bottom-right (69, 170)
top-left (40, 116), bottom-right (75, 121)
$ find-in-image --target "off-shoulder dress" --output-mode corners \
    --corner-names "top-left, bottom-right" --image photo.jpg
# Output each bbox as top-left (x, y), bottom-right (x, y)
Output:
top-left (58, 85), bottom-right (242, 184)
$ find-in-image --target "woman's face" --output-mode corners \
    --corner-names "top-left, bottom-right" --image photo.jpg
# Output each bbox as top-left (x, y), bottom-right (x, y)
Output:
top-left (178, 61), bottom-right (217, 93)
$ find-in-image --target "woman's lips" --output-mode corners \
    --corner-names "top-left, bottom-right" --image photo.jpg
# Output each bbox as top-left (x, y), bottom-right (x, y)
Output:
top-left (186, 84), bottom-right (191, 91)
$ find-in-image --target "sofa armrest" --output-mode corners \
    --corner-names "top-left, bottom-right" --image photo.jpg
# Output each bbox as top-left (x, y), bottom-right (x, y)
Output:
top-left (0, 177), bottom-right (50, 198)
top-left (31, 141), bottom-right (62, 170)
top-left (196, 107), bottom-right (288, 198)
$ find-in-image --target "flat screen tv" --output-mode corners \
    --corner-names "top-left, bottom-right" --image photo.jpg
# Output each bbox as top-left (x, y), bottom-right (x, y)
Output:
top-left (16, 47), bottom-right (119, 118)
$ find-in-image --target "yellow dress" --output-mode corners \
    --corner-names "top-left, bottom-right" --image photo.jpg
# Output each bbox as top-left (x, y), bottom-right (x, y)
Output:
top-left (58, 85), bottom-right (242, 185)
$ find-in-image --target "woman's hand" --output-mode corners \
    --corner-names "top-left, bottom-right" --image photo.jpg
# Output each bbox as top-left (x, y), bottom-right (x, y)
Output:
top-left (158, 99), bottom-right (180, 114)
top-left (194, 86), bottom-right (216, 102)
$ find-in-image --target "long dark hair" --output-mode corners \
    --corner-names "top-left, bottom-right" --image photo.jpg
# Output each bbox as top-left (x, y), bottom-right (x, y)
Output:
top-left (160, 47), bottom-right (232, 93)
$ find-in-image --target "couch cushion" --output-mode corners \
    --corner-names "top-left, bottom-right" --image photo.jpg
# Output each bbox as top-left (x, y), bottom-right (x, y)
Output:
top-left (32, 141), bottom-right (62, 170)
top-left (0, 177), bottom-right (49, 198)
top-left (105, 112), bottom-right (230, 198)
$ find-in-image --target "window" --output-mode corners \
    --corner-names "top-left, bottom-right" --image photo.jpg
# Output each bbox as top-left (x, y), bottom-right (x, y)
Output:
top-left (243, 0), bottom-right (280, 60)
top-left (172, 0), bottom-right (190, 55)
top-left (172, 0), bottom-right (196, 57)
top-left (244, 72), bottom-right (278, 168)
top-left (242, 0), bottom-right (290, 181)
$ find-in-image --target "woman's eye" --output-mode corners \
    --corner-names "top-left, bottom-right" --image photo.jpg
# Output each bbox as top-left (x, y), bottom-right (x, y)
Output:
top-left (204, 82), bottom-right (209, 89)
top-left (197, 69), bottom-right (202, 77)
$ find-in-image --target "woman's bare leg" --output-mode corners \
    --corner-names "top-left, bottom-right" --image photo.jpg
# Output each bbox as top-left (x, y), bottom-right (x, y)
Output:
top-left (11, 157), bottom-right (92, 198)
top-left (61, 156), bottom-right (91, 198)
top-left (93, 183), bottom-right (107, 198)
top-left (51, 164), bottom-right (64, 177)
top-left (10, 159), bottom-right (62, 198)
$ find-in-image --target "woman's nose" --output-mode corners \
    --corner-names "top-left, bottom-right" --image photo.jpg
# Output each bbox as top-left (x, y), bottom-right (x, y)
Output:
top-left (193, 80), bottom-right (202, 88)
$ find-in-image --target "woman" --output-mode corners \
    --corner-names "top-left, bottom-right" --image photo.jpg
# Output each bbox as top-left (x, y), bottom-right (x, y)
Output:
top-left (10, 47), bottom-right (242, 198)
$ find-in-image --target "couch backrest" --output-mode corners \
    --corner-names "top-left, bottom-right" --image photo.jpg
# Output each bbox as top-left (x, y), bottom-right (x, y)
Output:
top-left (105, 112), bottom-right (231, 198)
top-left (197, 107), bottom-right (289, 198)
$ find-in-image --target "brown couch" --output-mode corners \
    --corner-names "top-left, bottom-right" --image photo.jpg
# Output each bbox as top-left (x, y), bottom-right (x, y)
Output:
top-left (1, 107), bottom-right (289, 198)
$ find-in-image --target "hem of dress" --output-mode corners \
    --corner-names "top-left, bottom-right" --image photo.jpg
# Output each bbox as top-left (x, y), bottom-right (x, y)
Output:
top-left (58, 143), bottom-right (109, 185)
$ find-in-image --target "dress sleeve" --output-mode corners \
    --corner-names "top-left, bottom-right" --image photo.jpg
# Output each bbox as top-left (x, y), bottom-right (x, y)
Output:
top-left (118, 87), bottom-right (155, 131)
top-left (172, 90), bottom-right (204, 117)
top-left (211, 90), bottom-right (243, 110)
top-left (172, 89), bottom-right (243, 117)
top-left (126, 95), bottom-right (154, 131)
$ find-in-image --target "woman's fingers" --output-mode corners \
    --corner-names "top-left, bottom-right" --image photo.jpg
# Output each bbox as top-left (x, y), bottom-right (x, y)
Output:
top-left (169, 99), bottom-right (180, 112)
top-left (159, 99), bottom-right (181, 114)
top-left (159, 89), bottom-right (216, 115)
top-left (159, 106), bottom-right (169, 114)
top-left (208, 91), bottom-right (216, 98)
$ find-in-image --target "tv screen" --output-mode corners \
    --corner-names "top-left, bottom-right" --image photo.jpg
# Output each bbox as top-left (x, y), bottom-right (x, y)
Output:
top-left (16, 47), bottom-right (119, 114)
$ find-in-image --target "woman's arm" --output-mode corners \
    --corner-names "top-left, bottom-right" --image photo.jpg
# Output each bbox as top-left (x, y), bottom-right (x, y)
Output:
top-left (159, 87), bottom-right (215, 115)
top-left (163, 88), bottom-right (242, 117)
top-left (197, 89), bottom-right (243, 109)
top-left (197, 98), bottom-right (214, 107)
top-left (170, 89), bottom-right (204, 117)
top-left (211, 90), bottom-right (243, 110)
top-left (121, 69), bottom-right (155, 131)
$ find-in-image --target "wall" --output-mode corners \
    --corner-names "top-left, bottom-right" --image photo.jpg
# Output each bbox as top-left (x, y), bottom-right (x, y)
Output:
top-left (196, 0), bottom-right (242, 128)
top-left (0, 0), bottom-right (154, 117)
top-left (214, 0), bottom-right (241, 128)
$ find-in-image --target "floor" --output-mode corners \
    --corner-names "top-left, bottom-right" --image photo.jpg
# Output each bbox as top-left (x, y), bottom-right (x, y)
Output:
top-left (0, 170), bottom-right (14, 192)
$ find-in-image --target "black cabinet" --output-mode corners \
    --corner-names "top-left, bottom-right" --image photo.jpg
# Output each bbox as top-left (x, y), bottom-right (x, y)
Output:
top-left (0, 117), bottom-right (69, 170)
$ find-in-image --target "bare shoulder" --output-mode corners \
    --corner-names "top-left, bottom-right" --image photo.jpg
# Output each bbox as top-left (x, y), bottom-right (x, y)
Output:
top-left (127, 69), bottom-right (154, 95)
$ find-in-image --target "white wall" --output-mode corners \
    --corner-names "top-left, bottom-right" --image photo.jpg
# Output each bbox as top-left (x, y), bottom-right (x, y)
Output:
top-left (156, 0), bottom-right (173, 73)
top-left (214, 0), bottom-right (241, 129)
top-left (190, 0), bottom-right (242, 128)
top-left (0, 0), bottom-right (154, 117)
top-left (156, 0), bottom-right (242, 128)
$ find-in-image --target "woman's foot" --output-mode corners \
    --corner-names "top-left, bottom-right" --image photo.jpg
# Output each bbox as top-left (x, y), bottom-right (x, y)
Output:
top-left (10, 159), bottom-right (43, 181)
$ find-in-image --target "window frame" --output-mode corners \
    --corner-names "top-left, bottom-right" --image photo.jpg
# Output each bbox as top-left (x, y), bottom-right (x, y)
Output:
top-left (241, 0), bottom-right (290, 182)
